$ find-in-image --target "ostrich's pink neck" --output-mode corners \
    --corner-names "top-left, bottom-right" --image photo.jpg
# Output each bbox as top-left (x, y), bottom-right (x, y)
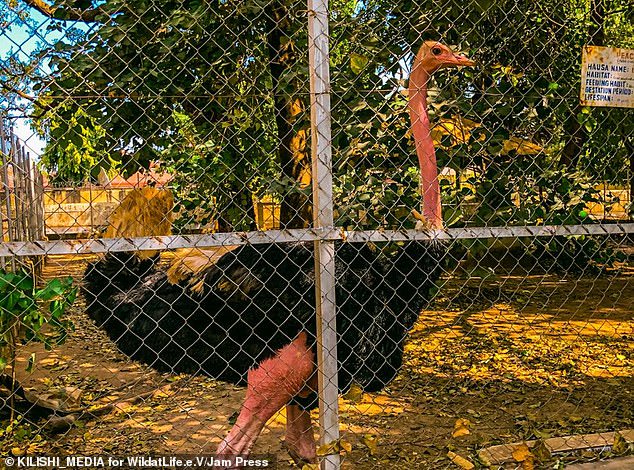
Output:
top-left (408, 66), bottom-right (442, 229)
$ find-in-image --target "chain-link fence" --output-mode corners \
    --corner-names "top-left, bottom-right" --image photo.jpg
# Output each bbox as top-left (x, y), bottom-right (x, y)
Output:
top-left (1, 0), bottom-right (633, 468)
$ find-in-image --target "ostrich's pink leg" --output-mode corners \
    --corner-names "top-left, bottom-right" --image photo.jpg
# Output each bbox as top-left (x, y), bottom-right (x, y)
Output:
top-left (285, 404), bottom-right (316, 464)
top-left (216, 332), bottom-right (315, 459)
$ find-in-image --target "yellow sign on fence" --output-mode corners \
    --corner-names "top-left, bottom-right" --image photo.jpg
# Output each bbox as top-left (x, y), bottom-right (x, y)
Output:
top-left (580, 46), bottom-right (634, 108)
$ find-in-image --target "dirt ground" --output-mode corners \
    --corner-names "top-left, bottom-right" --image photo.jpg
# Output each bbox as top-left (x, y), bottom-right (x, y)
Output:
top-left (1, 252), bottom-right (632, 469)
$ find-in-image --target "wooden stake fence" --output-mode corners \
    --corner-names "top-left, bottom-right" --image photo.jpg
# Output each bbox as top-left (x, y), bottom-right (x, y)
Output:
top-left (0, 116), bottom-right (45, 278)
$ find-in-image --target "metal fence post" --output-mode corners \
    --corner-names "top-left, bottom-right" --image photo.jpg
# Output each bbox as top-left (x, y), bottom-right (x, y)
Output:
top-left (308, 1), bottom-right (340, 470)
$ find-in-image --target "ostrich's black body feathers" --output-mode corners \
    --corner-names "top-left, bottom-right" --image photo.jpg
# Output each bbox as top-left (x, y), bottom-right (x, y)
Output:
top-left (83, 241), bottom-right (444, 405)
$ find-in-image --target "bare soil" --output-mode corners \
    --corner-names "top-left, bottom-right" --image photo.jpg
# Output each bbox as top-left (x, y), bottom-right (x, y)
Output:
top-left (1, 253), bottom-right (632, 469)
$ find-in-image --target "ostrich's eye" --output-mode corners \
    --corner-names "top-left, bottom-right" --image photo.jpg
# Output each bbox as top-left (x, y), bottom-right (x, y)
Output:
top-left (431, 47), bottom-right (442, 56)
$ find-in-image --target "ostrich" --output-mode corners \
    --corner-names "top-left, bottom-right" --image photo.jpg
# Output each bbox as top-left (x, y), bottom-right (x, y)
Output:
top-left (82, 41), bottom-right (474, 463)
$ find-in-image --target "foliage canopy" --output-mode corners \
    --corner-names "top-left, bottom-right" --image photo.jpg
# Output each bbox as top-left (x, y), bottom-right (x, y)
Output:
top-left (2, 0), bottom-right (632, 231)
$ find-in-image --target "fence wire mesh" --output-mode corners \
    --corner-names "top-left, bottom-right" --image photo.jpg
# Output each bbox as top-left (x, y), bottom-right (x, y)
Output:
top-left (0, 0), bottom-right (633, 469)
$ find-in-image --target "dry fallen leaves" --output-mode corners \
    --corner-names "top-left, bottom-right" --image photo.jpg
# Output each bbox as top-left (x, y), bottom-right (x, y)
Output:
top-left (613, 430), bottom-right (634, 454)
top-left (531, 439), bottom-right (552, 462)
top-left (452, 418), bottom-right (472, 438)
top-left (512, 443), bottom-right (535, 470)
top-left (316, 438), bottom-right (352, 457)
top-left (447, 450), bottom-right (475, 469)
top-left (361, 433), bottom-right (378, 456)
top-left (342, 382), bottom-right (364, 403)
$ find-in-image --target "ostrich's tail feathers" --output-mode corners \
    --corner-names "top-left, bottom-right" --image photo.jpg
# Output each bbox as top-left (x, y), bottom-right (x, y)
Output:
top-left (383, 239), bottom-right (446, 329)
top-left (104, 187), bottom-right (174, 259)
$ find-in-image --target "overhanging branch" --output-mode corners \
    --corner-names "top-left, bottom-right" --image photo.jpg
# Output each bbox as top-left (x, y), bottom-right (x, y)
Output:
top-left (0, 81), bottom-right (37, 103)
top-left (21, 0), bottom-right (108, 22)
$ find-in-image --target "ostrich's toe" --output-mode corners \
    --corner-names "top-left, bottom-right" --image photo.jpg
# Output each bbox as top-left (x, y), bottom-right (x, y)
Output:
top-left (284, 404), bottom-right (316, 464)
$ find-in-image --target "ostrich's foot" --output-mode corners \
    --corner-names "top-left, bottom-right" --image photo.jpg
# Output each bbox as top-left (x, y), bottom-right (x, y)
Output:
top-left (216, 332), bottom-right (315, 462)
top-left (284, 404), bottom-right (316, 465)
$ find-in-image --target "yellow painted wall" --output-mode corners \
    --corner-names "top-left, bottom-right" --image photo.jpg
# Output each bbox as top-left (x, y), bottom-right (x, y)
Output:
top-left (1, 184), bottom-right (629, 241)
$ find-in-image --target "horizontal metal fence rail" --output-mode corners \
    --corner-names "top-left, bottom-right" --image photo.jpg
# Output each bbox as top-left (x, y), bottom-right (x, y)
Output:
top-left (1, 223), bottom-right (632, 257)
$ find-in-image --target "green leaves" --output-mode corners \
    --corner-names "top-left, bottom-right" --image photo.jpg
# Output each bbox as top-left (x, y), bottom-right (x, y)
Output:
top-left (472, 0), bottom-right (494, 13)
top-left (37, 105), bottom-right (116, 184)
top-left (577, 107), bottom-right (597, 133)
top-left (350, 53), bottom-right (369, 75)
top-left (0, 269), bottom-right (76, 371)
top-left (19, 0), bottom-right (630, 243)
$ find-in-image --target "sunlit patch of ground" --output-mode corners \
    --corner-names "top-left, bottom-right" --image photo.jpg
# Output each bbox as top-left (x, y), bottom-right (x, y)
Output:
top-left (405, 303), bottom-right (632, 386)
top-left (1, 255), bottom-right (631, 469)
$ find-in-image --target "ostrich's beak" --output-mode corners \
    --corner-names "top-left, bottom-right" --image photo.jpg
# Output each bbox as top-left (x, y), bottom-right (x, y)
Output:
top-left (450, 52), bottom-right (475, 67)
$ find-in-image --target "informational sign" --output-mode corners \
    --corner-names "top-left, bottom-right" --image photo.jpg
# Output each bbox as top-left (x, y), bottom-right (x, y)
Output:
top-left (580, 45), bottom-right (634, 108)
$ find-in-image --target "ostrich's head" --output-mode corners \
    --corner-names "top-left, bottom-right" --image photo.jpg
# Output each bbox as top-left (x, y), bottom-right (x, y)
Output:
top-left (413, 41), bottom-right (475, 74)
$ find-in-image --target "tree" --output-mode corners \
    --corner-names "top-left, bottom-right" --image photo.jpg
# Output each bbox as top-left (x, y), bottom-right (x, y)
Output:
top-left (18, 0), bottom-right (317, 229)
top-left (33, 104), bottom-right (118, 183)
top-left (7, 0), bottom-right (632, 234)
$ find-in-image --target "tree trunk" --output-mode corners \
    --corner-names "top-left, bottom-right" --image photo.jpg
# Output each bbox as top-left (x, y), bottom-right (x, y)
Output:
top-left (589, 0), bottom-right (606, 46)
top-left (625, 136), bottom-right (634, 220)
top-left (561, 0), bottom-right (605, 168)
top-left (266, 2), bottom-right (312, 229)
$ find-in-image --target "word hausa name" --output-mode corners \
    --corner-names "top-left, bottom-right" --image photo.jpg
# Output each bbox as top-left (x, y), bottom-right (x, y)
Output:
top-left (586, 63), bottom-right (629, 73)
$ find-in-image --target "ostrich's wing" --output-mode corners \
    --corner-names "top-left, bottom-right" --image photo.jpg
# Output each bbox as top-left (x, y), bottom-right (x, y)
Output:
top-left (201, 243), bottom-right (314, 310)
top-left (165, 246), bottom-right (238, 292)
